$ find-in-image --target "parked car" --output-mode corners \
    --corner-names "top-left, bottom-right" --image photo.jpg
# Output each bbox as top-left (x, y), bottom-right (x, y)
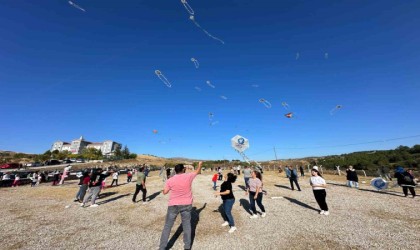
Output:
top-left (0, 163), bottom-right (20, 169)
top-left (75, 159), bottom-right (84, 163)
top-left (61, 159), bottom-right (72, 164)
top-left (45, 160), bottom-right (61, 166)
top-left (25, 162), bottom-right (43, 167)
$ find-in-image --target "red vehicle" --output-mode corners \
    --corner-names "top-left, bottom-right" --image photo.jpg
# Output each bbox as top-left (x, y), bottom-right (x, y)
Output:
top-left (0, 163), bottom-right (20, 169)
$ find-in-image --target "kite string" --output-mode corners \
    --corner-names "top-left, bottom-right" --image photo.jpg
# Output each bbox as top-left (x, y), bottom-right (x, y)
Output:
top-left (190, 17), bottom-right (225, 44)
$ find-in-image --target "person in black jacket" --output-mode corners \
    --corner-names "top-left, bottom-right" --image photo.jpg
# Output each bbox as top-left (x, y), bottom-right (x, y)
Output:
top-left (394, 166), bottom-right (416, 198)
top-left (346, 166), bottom-right (359, 188)
top-left (81, 169), bottom-right (113, 207)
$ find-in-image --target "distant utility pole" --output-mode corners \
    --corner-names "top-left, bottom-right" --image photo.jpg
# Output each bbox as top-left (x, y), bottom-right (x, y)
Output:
top-left (273, 146), bottom-right (278, 161)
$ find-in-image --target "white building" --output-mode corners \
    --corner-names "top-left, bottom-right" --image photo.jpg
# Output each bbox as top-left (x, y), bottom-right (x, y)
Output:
top-left (51, 136), bottom-right (121, 156)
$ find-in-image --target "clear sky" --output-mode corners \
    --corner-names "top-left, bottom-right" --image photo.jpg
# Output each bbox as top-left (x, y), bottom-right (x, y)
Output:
top-left (1, 0), bottom-right (419, 160)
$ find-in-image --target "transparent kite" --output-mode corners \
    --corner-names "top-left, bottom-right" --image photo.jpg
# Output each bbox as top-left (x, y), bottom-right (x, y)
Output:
top-left (259, 98), bottom-right (272, 108)
top-left (208, 112), bottom-right (219, 126)
top-left (251, 84), bottom-right (259, 88)
top-left (281, 102), bottom-right (289, 110)
top-left (190, 16), bottom-right (225, 44)
top-left (220, 95), bottom-right (228, 100)
top-left (194, 86), bottom-right (202, 92)
top-left (330, 105), bottom-right (342, 115)
top-left (296, 53), bottom-right (300, 60)
top-left (191, 58), bottom-right (199, 68)
top-left (206, 80), bottom-right (215, 88)
top-left (68, 1), bottom-right (86, 12)
top-left (181, 0), bottom-right (195, 15)
top-left (325, 53), bottom-right (329, 59)
top-left (155, 70), bottom-right (171, 88)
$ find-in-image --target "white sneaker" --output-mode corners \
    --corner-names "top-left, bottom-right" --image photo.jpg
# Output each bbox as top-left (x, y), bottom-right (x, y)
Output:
top-left (221, 221), bottom-right (229, 227)
top-left (324, 211), bottom-right (330, 216)
top-left (80, 203), bottom-right (85, 207)
top-left (142, 201), bottom-right (149, 205)
top-left (249, 214), bottom-right (258, 219)
top-left (228, 226), bottom-right (237, 233)
top-left (319, 210), bottom-right (325, 215)
top-left (261, 212), bottom-right (266, 218)
top-left (89, 204), bottom-right (99, 208)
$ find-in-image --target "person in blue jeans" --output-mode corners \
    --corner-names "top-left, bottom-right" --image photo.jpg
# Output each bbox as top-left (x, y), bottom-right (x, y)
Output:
top-left (215, 173), bottom-right (237, 233)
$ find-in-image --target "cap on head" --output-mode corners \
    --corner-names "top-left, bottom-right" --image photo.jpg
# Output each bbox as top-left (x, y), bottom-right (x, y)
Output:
top-left (312, 166), bottom-right (319, 171)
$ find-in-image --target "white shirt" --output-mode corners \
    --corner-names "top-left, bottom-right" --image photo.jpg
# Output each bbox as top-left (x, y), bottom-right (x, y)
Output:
top-left (310, 176), bottom-right (326, 190)
top-left (112, 173), bottom-right (118, 179)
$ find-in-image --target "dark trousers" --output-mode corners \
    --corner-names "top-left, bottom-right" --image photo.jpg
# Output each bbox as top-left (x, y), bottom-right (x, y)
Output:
top-left (159, 205), bottom-right (192, 250)
top-left (111, 179), bottom-right (118, 186)
top-left (289, 178), bottom-right (301, 191)
top-left (402, 186), bottom-right (416, 197)
top-left (218, 173), bottom-right (223, 180)
top-left (133, 184), bottom-right (147, 202)
top-left (313, 189), bottom-right (328, 211)
top-left (249, 191), bottom-right (265, 214)
top-left (127, 176), bottom-right (132, 183)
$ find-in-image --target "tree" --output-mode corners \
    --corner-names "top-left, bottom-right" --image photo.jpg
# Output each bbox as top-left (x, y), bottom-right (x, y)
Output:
top-left (122, 145), bottom-right (130, 159)
top-left (114, 145), bottom-right (122, 158)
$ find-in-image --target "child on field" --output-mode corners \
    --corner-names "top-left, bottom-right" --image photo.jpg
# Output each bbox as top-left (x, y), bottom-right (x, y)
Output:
top-left (212, 172), bottom-right (218, 190)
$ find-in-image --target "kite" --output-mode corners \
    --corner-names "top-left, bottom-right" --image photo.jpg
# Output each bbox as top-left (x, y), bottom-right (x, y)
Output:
top-left (155, 70), bottom-right (171, 88)
top-left (251, 84), bottom-right (259, 88)
top-left (285, 112), bottom-right (294, 118)
top-left (181, 0), bottom-right (194, 15)
top-left (68, 1), bottom-right (85, 12)
top-left (153, 130), bottom-right (158, 134)
top-left (296, 53), bottom-right (300, 60)
top-left (281, 102), bottom-right (289, 110)
top-left (191, 58), bottom-right (199, 68)
top-left (325, 53), bottom-right (329, 59)
top-left (194, 86), bottom-right (202, 92)
top-left (330, 105), bottom-right (342, 115)
top-left (220, 95), bottom-right (228, 100)
top-left (189, 16), bottom-right (225, 44)
top-left (206, 80), bottom-right (215, 88)
top-left (208, 112), bottom-right (219, 126)
top-left (259, 98), bottom-right (272, 108)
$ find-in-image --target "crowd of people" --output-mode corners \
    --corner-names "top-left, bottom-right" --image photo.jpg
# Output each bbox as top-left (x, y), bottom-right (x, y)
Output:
top-left (0, 161), bottom-right (417, 249)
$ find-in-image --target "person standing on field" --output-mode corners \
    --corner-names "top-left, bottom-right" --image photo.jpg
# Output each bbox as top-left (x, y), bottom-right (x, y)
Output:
top-left (159, 162), bottom-right (202, 250)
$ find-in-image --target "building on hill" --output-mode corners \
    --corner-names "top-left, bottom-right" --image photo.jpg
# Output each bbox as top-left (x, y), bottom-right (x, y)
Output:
top-left (51, 136), bottom-right (121, 156)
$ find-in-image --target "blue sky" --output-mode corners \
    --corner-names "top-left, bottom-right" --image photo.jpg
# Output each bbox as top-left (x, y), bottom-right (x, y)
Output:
top-left (1, 0), bottom-right (419, 160)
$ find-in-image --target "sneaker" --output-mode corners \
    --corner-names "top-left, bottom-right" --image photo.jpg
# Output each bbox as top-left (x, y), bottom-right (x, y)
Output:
top-left (324, 211), bottom-right (330, 216)
top-left (261, 212), bottom-right (266, 218)
top-left (89, 204), bottom-right (99, 208)
top-left (249, 214), bottom-right (258, 219)
top-left (74, 199), bottom-right (79, 202)
top-left (221, 221), bottom-right (229, 227)
top-left (80, 203), bottom-right (85, 207)
top-left (319, 210), bottom-right (325, 215)
top-left (142, 201), bottom-right (149, 205)
top-left (228, 227), bottom-right (237, 233)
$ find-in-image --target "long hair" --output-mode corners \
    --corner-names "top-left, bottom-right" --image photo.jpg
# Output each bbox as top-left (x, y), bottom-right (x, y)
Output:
top-left (254, 171), bottom-right (262, 181)
top-left (226, 173), bottom-right (237, 183)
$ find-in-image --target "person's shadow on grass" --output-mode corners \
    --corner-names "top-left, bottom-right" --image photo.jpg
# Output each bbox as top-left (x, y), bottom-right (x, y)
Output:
top-left (239, 198), bottom-right (252, 215)
top-left (283, 197), bottom-right (319, 212)
top-left (146, 191), bottom-right (161, 202)
top-left (166, 203), bottom-right (207, 250)
top-left (97, 193), bottom-right (131, 205)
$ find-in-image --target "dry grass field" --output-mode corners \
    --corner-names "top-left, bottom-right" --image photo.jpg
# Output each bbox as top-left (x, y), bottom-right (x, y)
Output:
top-left (0, 170), bottom-right (419, 250)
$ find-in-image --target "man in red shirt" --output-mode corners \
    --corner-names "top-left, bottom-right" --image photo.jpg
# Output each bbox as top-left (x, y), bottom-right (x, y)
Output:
top-left (159, 162), bottom-right (202, 250)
